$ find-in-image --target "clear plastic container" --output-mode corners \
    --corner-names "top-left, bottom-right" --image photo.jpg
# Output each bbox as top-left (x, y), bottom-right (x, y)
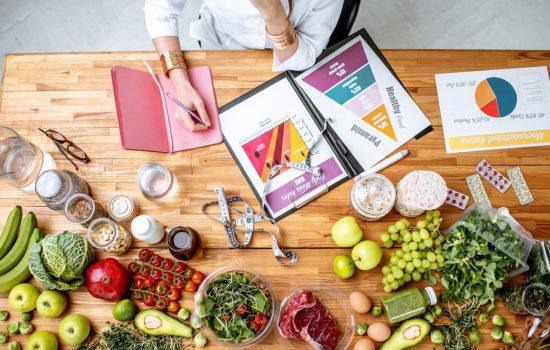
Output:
top-left (194, 267), bottom-right (276, 349)
top-left (528, 240), bottom-right (550, 285)
top-left (276, 287), bottom-right (354, 350)
top-left (446, 203), bottom-right (534, 277)
top-left (87, 218), bottom-right (132, 255)
top-left (350, 174), bottom-right (396, 221)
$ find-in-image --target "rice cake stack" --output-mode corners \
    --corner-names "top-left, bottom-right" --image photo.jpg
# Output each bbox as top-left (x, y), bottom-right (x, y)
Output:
top-left (395, 170), bottom-right (447, 217)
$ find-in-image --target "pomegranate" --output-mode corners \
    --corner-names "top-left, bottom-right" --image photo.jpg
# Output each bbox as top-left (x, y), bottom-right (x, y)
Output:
top-left (85, 258), bottom-right (130, 301)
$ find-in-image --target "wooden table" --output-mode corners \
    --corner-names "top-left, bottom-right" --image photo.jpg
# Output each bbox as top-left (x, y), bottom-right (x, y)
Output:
top-left (1, 49), bottom-right (549, 349)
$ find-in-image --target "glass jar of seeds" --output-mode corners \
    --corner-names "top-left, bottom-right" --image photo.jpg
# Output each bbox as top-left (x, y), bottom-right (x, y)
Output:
top-left (501, 283), bottom-right (529, 314)
top-left (87, 218), bottom-right (131, 255)
top-left (64, 193), bottom-right (107, 228)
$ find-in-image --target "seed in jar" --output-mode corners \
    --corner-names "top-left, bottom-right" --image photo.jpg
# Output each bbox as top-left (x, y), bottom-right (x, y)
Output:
top-left (70, 198), bottom-right (92, 220)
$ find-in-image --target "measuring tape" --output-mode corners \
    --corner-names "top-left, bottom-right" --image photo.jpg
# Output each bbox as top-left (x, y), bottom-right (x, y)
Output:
top-left (202, 187), bottom-right (298, 265)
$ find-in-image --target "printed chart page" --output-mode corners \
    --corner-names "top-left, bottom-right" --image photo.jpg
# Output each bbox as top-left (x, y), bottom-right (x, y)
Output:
top-left (220, 78), bottom-right (348, 219)
top-left (435, 66), bottom-right (550, 153)
top-left (296, 36), bottom-right (431, 170)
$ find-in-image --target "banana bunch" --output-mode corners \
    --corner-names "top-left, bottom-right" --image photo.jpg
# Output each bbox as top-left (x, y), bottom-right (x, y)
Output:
top-left (0, 206), bottom-right (43, 293)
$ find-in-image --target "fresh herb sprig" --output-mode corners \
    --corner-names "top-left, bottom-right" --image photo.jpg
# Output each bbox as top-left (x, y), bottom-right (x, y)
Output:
top-left (77, 322), bottom-right (193, 350)
top-left (437, 298), bottom-right (480, 350)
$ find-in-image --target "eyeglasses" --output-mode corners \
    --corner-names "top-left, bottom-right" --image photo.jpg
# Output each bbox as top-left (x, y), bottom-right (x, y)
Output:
top-left (38, 128), bottom-right (90, 171)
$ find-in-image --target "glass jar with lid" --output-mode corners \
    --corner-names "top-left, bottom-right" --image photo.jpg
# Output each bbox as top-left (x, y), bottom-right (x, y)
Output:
top-left (87, 218), bottom-right (132, 255)
top-left (350, 174), bottom-right (396, 221)
top-left (382, 287), bottom-right (438, 324)
top-left (35, 169), bottom-right (90, 210)
top-left (108, 194), bottom-right (138, 223)
top-left (64, 193), bottom-right (107, 228)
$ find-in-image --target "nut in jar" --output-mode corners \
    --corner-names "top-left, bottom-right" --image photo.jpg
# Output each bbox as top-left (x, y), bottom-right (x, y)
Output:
top-left (87, 217), bottom-right (132, 255)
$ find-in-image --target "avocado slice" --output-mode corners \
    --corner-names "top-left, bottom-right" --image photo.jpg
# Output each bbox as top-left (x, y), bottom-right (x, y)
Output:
top-left (380, 318), bottom-right (430, 350)
top-left (134, 309), bottom-right (193, 338)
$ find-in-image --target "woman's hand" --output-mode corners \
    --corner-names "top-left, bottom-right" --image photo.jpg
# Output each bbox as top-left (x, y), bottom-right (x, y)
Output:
top-left (169, 68), bottom-right (211, 131)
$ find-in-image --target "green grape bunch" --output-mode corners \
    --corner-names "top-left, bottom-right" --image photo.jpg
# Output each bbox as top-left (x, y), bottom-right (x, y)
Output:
top-left (380, 210), bottom-right (445, 293)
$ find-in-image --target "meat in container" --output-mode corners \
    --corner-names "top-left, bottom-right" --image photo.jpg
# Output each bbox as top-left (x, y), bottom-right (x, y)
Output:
top-left (277, 287), bottom-right (355, 350)
top-left (193, 266), bottom-right (276, 349)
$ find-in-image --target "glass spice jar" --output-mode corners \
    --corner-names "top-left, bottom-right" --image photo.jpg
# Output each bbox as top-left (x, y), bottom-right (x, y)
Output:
top-left (87, 218), bottom-right (132, 255)
top-left (35, 169), bottom-right (90, 210)
top-left (64, 193), bottom-right (107, 228)
top-left (502, 284), bottom-right (529, 314)
top-left (108, 194), bottom-right (138, 223)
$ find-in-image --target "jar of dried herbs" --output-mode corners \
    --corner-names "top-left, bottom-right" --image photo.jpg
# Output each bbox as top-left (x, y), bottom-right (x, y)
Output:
top-left (522, 283), bottom-right (550, 316)
top-left (502, 284), bottom-right (529, 314)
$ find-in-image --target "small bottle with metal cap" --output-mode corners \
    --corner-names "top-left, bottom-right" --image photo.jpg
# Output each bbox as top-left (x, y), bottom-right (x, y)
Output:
top-left (130, 215), bottom-right (164, 245)
top-left (108, 194), bottom-right (138, 223)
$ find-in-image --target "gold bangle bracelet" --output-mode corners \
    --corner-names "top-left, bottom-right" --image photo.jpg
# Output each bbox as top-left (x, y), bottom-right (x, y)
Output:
top-left (267, 20), bottom-right (297, 50)
top-left (160, 50), bottom-right (187, 76)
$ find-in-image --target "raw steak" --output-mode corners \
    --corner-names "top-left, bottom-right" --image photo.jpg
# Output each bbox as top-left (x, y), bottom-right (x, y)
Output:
top-left (278, 290), bottom-right (340, 350)
top-left (278, 290), bottom-right (317, 339)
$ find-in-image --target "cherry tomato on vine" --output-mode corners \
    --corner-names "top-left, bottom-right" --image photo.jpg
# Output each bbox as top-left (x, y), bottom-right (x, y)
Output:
top-left (191, 271), bottom-right (205, 285)
top-left (167, 287), bottom-right (180, 301)
top-left (173, 262), bottom-right (186, 273)
top-left (184, 268), bottom-right (195, 280)
top-left (139, 248), bottom-right (153, 262)
top-left (167, 301), bottom-right (180, 313)
top-left (128, 261), bottom-right (141, 275)
top-left (143, 293), bottom-right (155, 306)
top-left (133, 277), bottom-right (145, 290)
top-left (144, 277), bottom-right (156, 289)
top-left (140, 265), bottom-right (151, 277)
top-left (151, 268), bottom-right (162, 280)
top-left (155, 281), bottom-right (169, 296)
top-left (184, 280), bottom-right (197, 292)
top-left (150, 255), bottom-right (162, 267)
top-left (161, 258), bottom-right (174, 270)
top-left (155, 298), bottom-right (168, 311)
top-left (174, 275), bottom-right (185, 290)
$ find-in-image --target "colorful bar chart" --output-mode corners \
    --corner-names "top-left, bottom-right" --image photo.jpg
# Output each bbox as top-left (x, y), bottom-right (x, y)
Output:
top-left (301, 41), bottom-right (398, 142)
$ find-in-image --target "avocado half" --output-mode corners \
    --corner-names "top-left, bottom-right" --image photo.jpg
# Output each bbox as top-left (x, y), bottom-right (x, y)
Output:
top-left (380, 318), bottom-right (431, 350)
top-left (134, 309), bottom-right (193, 338)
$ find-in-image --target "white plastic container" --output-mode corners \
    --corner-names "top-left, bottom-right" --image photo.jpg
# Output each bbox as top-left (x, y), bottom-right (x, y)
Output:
top-left (131, 215), bottom-right (164, 244)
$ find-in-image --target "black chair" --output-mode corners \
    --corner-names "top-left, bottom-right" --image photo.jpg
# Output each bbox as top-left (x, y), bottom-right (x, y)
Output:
top-left (327, 0), bottom-right (361, 47)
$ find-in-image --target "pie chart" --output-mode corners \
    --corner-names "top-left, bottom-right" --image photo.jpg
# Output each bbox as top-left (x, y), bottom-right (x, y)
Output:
top-left (475, 77), bottom-right (517, 118)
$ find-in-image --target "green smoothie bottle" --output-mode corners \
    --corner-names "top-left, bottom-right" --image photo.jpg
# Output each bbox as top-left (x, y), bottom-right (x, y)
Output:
top-left (382, 287), bottom-right (437, 324)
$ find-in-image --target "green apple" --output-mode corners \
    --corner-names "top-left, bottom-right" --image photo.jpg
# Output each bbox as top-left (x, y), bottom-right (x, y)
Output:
top-left (332, 254), bottom-right (355, 279)
top-left (352, 240), bottom-right (383, 271)
top-left (36, 290), bottom-right (67, 318)
top-left (25, 330), bottom-right (58, 350)
top-left (8, 283), bottom-right (40, 313)
top-left (59, 314), bottom-right (91, 346)
top-left (331, 216), bottom-right (363, 247)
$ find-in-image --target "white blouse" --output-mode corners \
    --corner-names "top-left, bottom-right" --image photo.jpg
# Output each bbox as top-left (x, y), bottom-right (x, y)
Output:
top-left (143, 0), bottom-right (344, 71)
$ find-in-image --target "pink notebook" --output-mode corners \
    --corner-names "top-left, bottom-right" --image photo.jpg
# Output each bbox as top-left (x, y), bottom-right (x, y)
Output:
top-left (111, 64), bottom-right (223, 153)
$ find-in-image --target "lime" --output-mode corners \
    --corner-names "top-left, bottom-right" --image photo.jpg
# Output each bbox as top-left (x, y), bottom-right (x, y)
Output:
top-left (112, 299), bottom-right (137, 321)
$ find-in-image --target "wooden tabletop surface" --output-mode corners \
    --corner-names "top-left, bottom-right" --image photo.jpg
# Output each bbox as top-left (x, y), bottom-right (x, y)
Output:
top-left (1, 49), bottom-right (549, 349)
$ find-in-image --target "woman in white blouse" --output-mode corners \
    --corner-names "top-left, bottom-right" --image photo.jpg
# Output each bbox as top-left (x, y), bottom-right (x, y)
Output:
top-left (144, 0), bottom-right (344, 131)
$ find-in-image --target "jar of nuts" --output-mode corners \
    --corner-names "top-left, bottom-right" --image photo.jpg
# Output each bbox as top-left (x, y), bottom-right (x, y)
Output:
top-left (87, 218), bottom-right (132, 255)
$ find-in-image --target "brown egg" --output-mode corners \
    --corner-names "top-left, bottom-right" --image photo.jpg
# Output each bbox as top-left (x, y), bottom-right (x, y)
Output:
top-left (349, 291), bottom-right (371, 314)
top-left (354, 337), bottom-right (376, 350)
top-left (367, 322), bottom-right (391, 342)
